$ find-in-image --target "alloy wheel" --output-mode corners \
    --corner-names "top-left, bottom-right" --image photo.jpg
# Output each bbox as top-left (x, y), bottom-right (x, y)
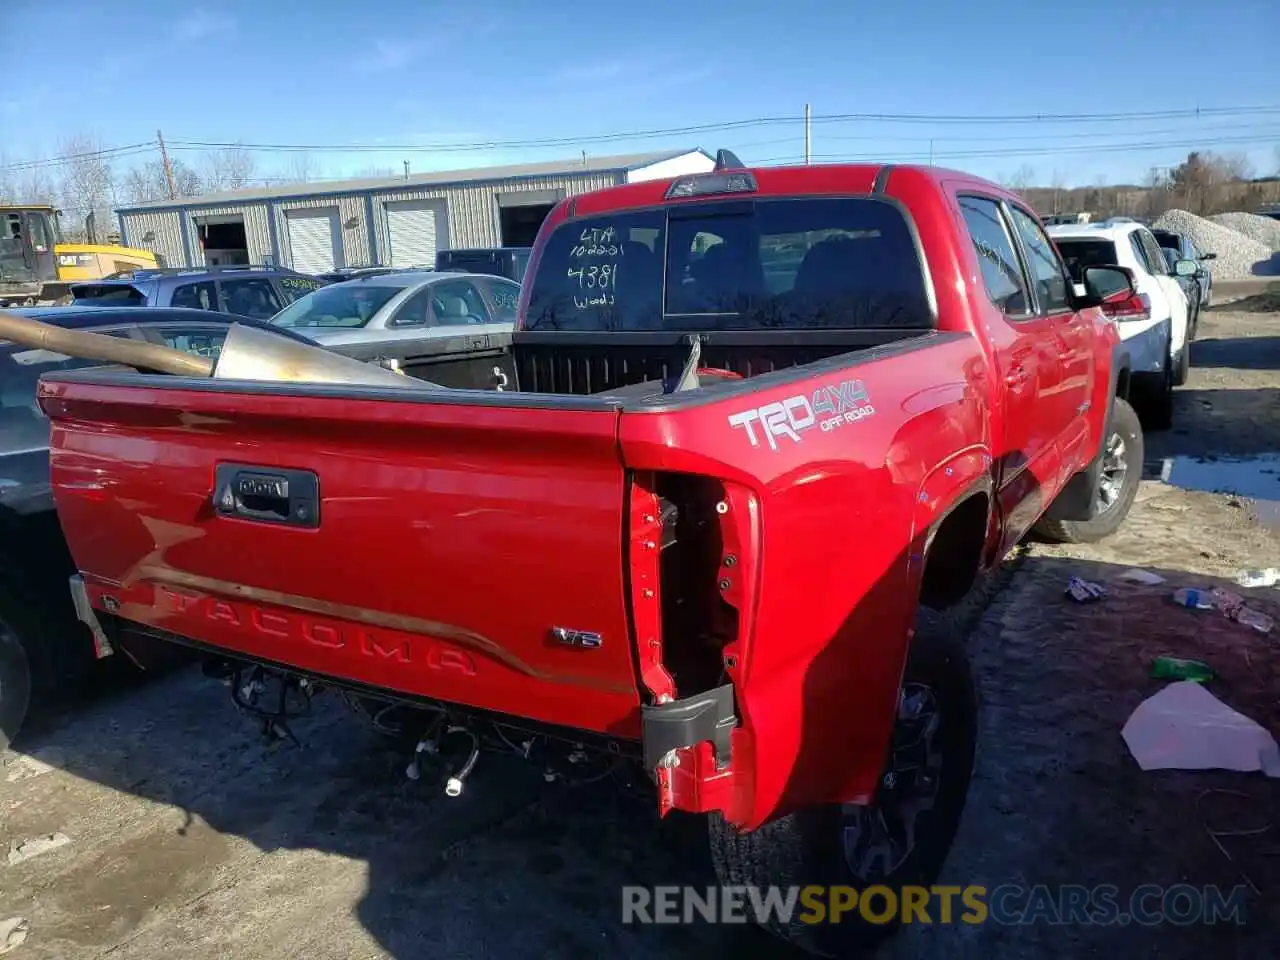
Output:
top-left (841, 683), bottom-right (943, 879)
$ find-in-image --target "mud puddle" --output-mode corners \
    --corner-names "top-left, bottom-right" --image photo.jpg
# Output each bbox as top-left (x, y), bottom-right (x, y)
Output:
top-left (1147, 453), bottom-right (1280, 532)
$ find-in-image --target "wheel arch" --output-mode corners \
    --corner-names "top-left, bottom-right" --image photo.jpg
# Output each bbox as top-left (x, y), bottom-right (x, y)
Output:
top-left (919, 482), bottom-right (994, 610)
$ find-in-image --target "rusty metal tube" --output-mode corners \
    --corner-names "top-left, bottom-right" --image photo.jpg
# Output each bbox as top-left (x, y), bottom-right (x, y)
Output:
top-left (0, 309), bottom-right (215, 377)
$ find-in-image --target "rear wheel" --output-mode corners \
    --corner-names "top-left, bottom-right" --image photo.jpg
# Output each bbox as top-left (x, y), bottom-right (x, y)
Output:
top-left (0, 597), bottom-right (34, 753)
top-left (708, 606), bottom-right (976, 957)
top-left (1034, 397), bottom-right (1143, 544)
top-left (1172, 341), bottom-right (1191, 387)
top-left (1144, 343), bottom-right (1175, 431)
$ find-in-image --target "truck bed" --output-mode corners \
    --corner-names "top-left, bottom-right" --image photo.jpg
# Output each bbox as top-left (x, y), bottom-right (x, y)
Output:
top-left (37, 325), bottom-right (978, 768)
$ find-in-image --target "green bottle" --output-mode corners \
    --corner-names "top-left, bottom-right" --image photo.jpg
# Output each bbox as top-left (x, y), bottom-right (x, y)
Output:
top-left (1151, 656), bottom-right (1215, 683)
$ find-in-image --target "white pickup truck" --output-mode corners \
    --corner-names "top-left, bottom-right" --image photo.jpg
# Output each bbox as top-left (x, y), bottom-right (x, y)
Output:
top-left (1049, 220), bottom-right (1196, 429)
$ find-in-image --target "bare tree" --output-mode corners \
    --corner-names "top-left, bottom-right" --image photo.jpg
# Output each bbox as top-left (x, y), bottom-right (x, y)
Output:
top-left (16, 167), bottom-right (59, 207)
top-left (122, 158), bottom-right (202, 204)
top-left (1209, 151), bottom-right (1253, 183)
top-left (57, 134), bottom-right (118, 241)
top-left (0, 156), bottom-right (16, 204)
top-left (1049, 169), bottom-right (1065, 214)
top-left (202, 145), bottom-right (257, 193)
top-left (284, 153), bottom-right (318, 184)
top-left (1003, 164), bottom-right (1036, 195)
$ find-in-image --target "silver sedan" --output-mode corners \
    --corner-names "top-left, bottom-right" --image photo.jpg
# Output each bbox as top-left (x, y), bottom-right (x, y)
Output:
top-left (269, 270), bottom-right (519, 348)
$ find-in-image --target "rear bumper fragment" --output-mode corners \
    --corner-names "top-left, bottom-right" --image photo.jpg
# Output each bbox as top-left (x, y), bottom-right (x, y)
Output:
top-left (69, 574), bottom-right (114, 659)
top-left (640, 682), bottom-right (737, 771)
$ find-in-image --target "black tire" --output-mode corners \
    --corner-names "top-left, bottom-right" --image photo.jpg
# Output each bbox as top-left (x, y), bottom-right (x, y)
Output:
top-left (0, 594), bottom-right (34, 754)
top-left (1172, 337), bottom-right (1191, 387)
top-left (1144, 342), bottom-right (1175, 431)
top-left (1033, 396), bottom-right (1143, 544)
top-left (708, 606), bottom-right (976, 957)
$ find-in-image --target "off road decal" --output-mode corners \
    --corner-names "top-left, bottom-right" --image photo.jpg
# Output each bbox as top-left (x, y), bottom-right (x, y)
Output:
top-left (728, 378), bottom-right (876, 450)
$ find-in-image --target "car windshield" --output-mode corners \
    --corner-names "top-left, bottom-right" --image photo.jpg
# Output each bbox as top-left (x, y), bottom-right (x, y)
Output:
top-left (524, 197), bottom-right (932, 331)
top-left (270, 283), bottom-right (403, 328)
top-left (1051, 238), bottom-right (1120, 279)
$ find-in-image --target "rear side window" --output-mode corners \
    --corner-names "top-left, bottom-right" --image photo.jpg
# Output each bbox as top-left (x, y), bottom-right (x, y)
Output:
top-left (71, 284), bottom-right (146, 306)
top-left (151, 325), bottom-right (229, 360)
top-left (220, 278), bottom-right (282, 319)
top-left (958, 196), bottom-right (1030, 316)
top-left (1128, 233), bottom-right (1154, 274)
top-left (0, 330), bottom-right (131, 454)
top-left (1138, 231), bottom-right (1169, 276)
top-left (171, 281), bottom-right (217, 311)
top-left (524, 198), bottom-right (932, 332)
top-left (1006, 206), bottom-right (1071, 313)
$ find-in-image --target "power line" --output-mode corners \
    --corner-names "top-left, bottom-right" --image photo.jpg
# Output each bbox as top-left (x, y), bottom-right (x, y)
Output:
top-left (165, 105), bottom-right (1280, 154)
top-left (816, 120), bottom-right (1280, 145)
top-left (6, 104), bottom-right (1280, 173)
top-left (755, 131), bottom-right (1280, 166)
top-left (0, 142), bottom-right (154, 172)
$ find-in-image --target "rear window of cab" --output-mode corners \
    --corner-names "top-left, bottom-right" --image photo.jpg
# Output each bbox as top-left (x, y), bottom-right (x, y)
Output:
top-left (523, 197), bottom-right (933, 332)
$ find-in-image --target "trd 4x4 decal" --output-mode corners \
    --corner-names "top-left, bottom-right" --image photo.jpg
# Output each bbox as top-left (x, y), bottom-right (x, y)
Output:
top-left (728, 378), bottom-right (876, 450)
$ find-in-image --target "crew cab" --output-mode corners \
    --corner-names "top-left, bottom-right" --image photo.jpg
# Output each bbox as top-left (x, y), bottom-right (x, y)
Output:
top-left (35, 159), bottom-right (1142, 956)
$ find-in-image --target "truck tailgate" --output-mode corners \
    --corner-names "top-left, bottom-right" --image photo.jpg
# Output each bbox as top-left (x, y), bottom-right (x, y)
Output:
top-left (39, 377), bottom-right (642, 735)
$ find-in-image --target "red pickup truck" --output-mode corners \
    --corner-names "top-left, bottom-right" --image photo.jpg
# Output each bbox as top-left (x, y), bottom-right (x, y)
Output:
top-left (36, 158), bottom-right (1142, 954)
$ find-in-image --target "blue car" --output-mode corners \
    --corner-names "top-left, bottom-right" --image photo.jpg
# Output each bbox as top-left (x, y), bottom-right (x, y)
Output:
top-left (67, 265), bottom-right (327, 320)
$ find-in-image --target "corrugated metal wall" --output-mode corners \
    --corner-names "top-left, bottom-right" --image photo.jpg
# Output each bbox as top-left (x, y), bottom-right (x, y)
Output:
top-left (186, 204), bottom-right (272, 265)
top-left (372, 171), bottom-right (623, 258)
top-left (274, 195), bottom-right (371, 268)
top-left (118, 210), bottom-right (185, 267)
top-left (119, 169), bottom-right (624, 272)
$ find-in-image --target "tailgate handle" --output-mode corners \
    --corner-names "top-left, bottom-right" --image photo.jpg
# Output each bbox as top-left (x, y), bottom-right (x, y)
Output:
top-left (214, 464), bottom-right (319, 528)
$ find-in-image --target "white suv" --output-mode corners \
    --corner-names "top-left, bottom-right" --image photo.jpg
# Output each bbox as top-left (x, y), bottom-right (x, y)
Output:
top-left (1049, 221), bottom-right (1197, 428)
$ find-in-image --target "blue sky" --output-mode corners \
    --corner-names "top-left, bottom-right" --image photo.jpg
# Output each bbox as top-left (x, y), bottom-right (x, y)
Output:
top-left (4, 0), bottom-right (1278, 189)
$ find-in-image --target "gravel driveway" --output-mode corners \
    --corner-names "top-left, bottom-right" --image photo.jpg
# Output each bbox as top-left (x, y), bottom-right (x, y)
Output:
top-left (2, 304), bottom-right (1278, 960)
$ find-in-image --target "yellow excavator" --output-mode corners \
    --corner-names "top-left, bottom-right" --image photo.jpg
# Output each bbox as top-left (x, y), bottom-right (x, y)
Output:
top-left (0, 204), bottom-right (163, 306)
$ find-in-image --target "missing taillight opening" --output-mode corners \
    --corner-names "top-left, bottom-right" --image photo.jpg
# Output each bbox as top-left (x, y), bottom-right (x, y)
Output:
top-left (655, 473), bottom-right (740, 697)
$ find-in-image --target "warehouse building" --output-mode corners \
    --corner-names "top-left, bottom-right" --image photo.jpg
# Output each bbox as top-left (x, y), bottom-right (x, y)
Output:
top-left (115, 149), bottom-right (715, 272)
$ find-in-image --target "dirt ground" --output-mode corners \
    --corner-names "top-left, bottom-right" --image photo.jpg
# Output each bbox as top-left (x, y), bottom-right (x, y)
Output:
top-left (1, 303), bottom-right (1278, 960)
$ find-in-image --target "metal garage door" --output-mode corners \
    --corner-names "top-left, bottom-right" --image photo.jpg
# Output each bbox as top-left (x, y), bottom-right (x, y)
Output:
top-left (385, 200), bottom-right (444, 268)
top-left (286, 208), bottom-right (341, 273)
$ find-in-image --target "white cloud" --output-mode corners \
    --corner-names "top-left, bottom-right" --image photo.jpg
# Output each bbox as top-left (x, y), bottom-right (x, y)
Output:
top-left (358, 39), bottom-right (425, 74)
top-left (172, 10), bottom-right (236, 42)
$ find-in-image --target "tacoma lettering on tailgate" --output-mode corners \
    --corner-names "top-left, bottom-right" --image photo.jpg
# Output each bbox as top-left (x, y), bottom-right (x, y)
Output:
top-left (158, 586), bottom-right (478, 676)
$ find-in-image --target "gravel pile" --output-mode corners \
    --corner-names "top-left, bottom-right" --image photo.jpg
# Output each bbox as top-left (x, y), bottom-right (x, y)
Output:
top-left (1152, 209), bottom-right (1278, 279)
top-left (1208, 211), bottom-right (1280, 251)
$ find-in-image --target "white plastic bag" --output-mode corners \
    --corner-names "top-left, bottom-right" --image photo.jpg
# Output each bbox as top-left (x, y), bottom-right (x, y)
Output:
top-left (1122, 681), bottom-right (1280, 777)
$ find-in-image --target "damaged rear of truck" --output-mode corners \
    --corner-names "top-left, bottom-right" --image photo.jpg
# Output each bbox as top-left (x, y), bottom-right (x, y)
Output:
top-left (37, 162), bottom-right (1135, 955)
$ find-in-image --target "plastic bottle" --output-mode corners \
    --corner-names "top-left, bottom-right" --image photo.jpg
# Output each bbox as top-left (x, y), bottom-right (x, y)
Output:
top-left (1171, 588), bottom-right (1213, 610)
top-left (1151, 656), bottom-right (1216, 683)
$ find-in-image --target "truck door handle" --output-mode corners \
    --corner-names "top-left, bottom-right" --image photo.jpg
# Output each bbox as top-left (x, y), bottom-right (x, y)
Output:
top-left (213, 463), bottom-right (319, 528)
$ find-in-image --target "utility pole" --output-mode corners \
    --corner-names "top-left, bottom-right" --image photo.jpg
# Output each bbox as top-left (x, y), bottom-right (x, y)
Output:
top-left (803, 103), bottom-right (812, 165)
top-left (157, 129), bottom-right (176, 200)
top-left (403, 160), bottom-right (409, 180)
top-left (929, 139), bottom-right (935, 166)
